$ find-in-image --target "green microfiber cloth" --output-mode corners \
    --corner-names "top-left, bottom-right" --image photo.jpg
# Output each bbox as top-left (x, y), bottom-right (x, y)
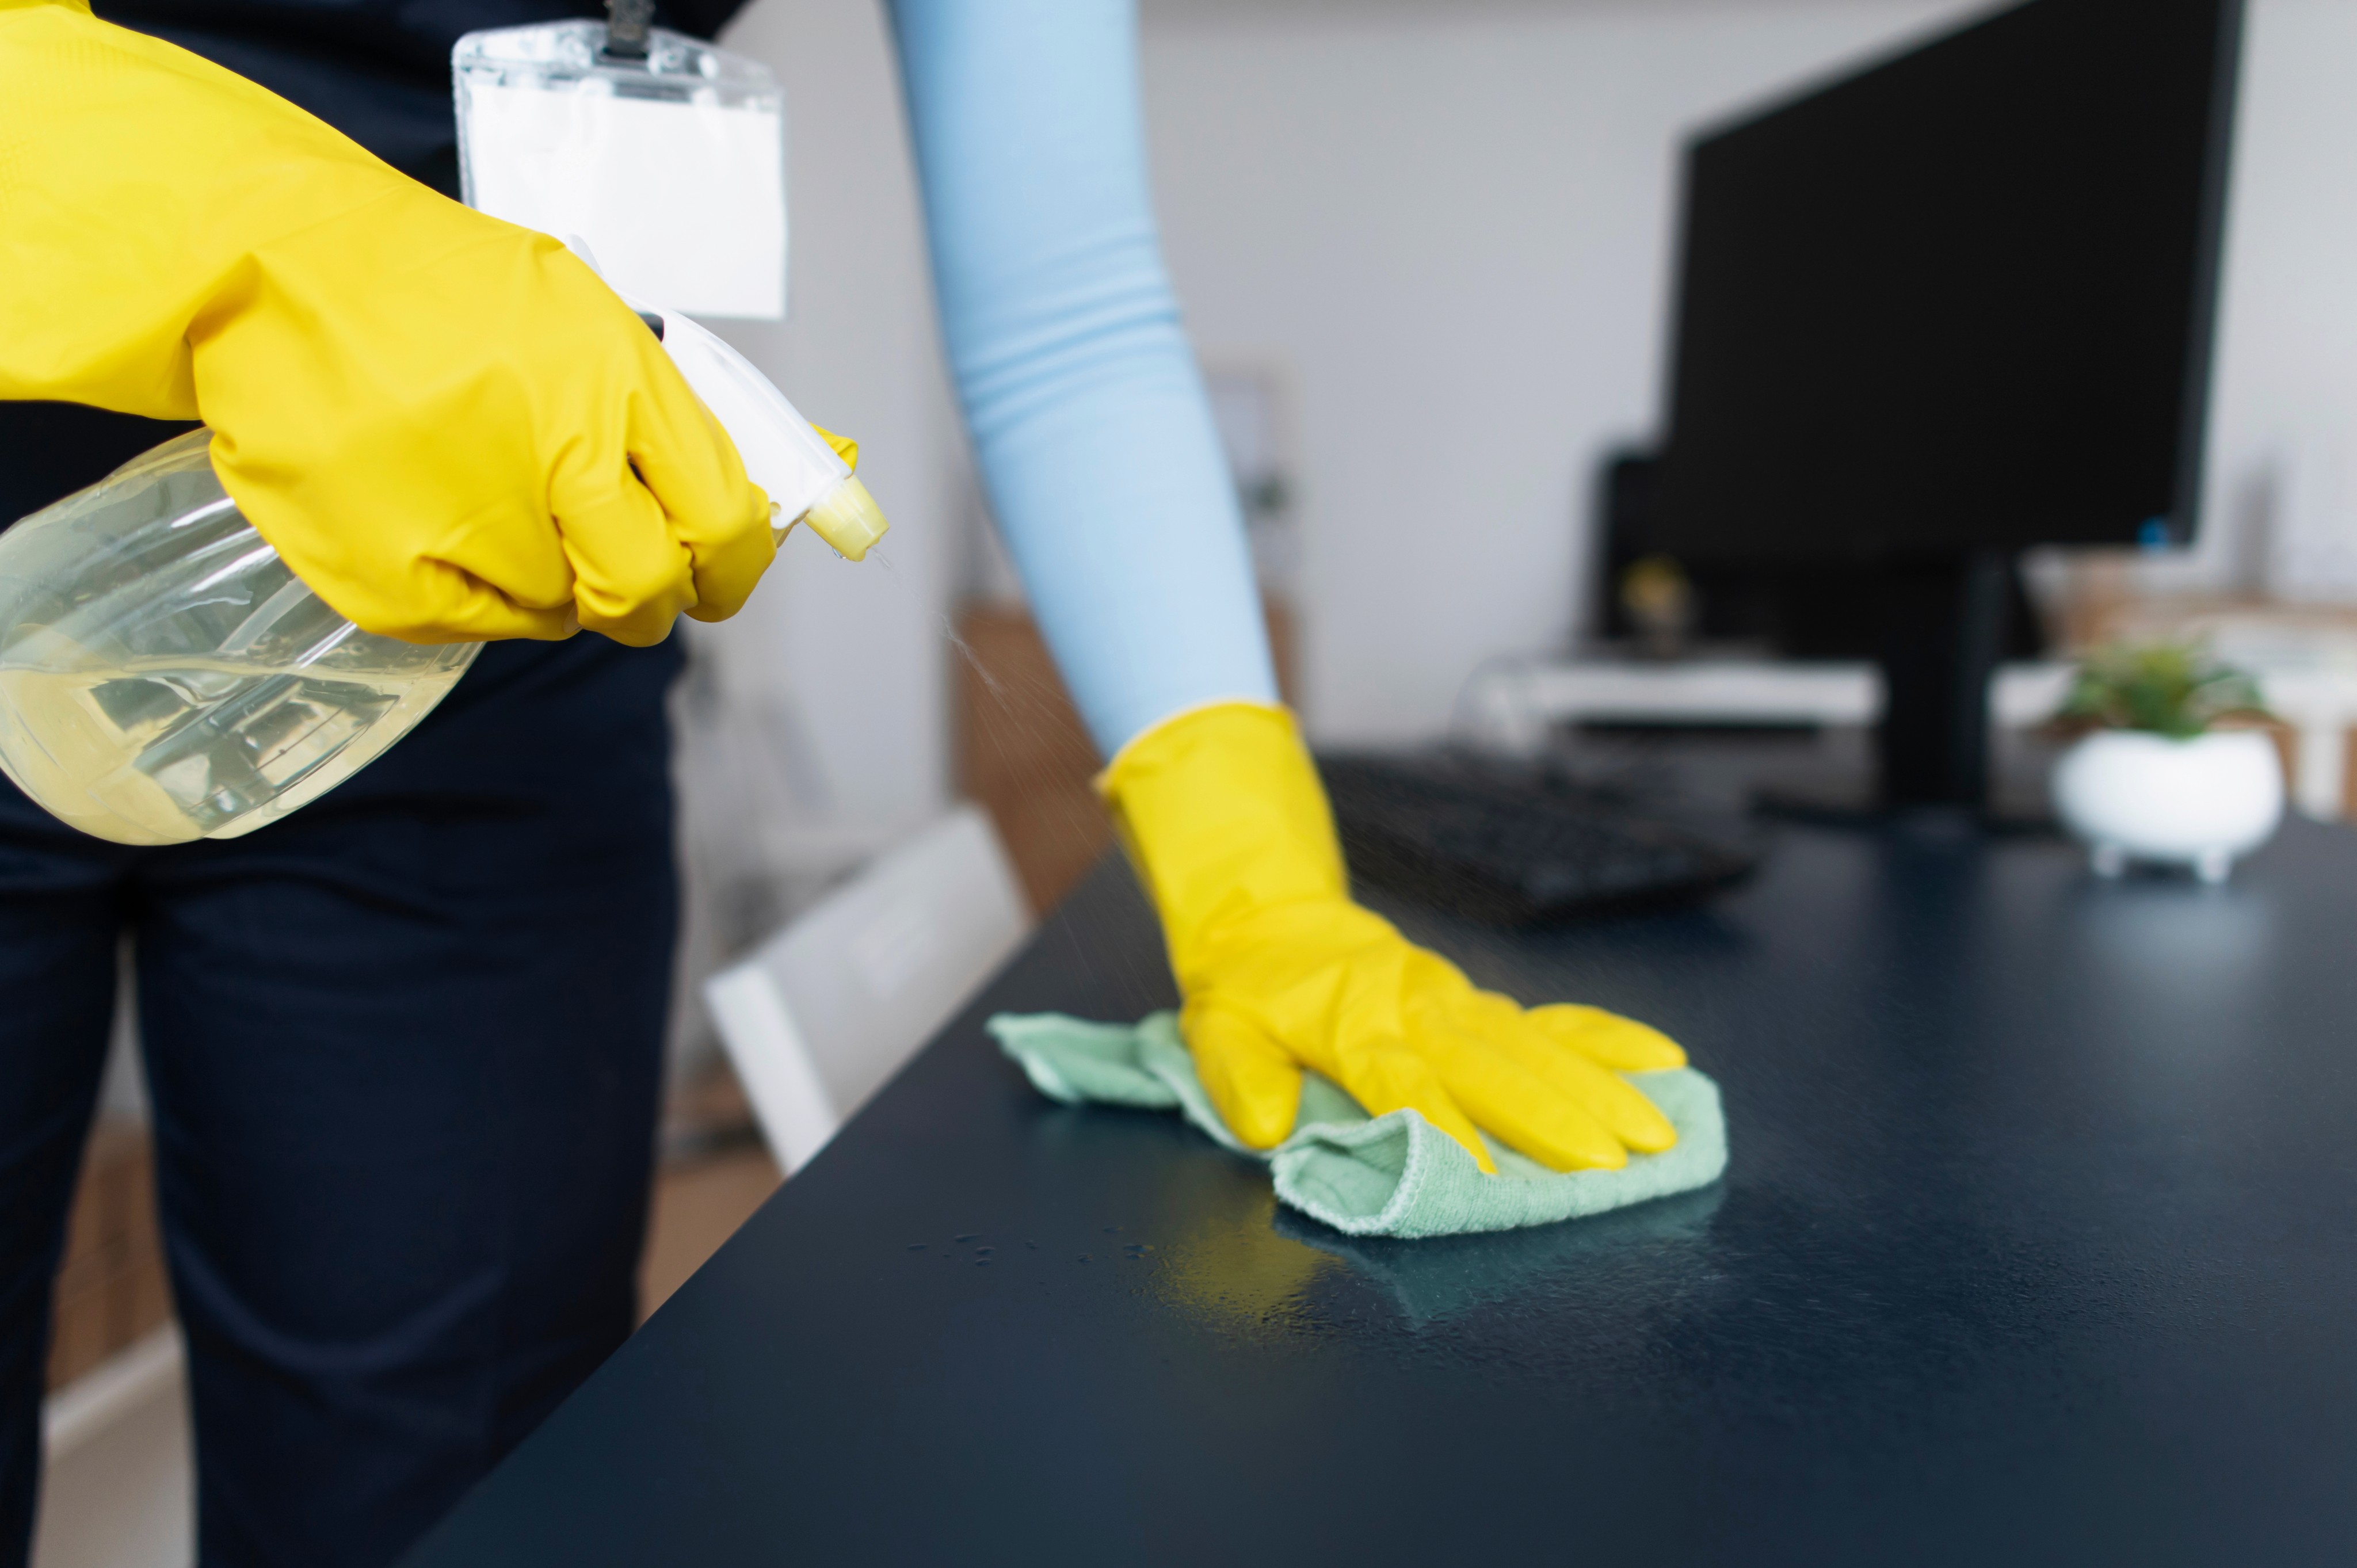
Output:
top-left (989, 1011), bottom-right (1728, 1240)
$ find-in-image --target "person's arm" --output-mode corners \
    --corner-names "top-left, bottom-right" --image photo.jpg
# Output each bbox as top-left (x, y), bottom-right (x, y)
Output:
top-left (886, 0), bottom-right (1276, 756)
top-left (890, 0), bottom-right (1689, 1174)
top-left (0, 0), bottom-right (770, 646)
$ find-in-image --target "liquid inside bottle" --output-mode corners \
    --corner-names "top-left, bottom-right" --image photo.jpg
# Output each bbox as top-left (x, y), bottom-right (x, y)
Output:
top-left (0, 661), bottom-right (467, 844)
top-left (0, 432), bottom-right (480, 845)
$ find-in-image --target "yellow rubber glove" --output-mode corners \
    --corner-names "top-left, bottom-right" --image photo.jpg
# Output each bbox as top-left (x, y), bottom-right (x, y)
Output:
top-left (0, 0), bottom-right (770, 646)
top-left (1102, 703), bottom-right (1688, 1174)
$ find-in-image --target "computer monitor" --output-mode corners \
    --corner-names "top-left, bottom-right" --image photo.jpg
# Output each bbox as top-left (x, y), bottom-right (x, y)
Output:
top-left (1649, 0), bottom-right (2244, 809)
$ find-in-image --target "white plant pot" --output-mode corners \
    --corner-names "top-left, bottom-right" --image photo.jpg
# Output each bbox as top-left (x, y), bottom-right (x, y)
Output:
top-left (2051, 728), bottom-right (2284, 883)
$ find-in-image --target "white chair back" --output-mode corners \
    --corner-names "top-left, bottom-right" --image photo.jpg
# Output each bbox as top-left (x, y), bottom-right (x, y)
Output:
top-left (704, 806), bottom-right (1032, 1174)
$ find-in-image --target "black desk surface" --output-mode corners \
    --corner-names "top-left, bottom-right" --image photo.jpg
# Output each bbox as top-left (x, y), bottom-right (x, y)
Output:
top-left (409, 814), bottom-right (2357, 1566)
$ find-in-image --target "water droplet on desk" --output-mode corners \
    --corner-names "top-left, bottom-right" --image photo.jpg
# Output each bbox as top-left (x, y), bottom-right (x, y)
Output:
top-left (975, 1258), bottom-right (992, 1266)
top-left (1026, 1241), bottom-right (1038, 1250)
top-left (1078, 1256), bottom-right (1092, 1264)
top-left (906, 1244), bottom-right (927, 1252)
top-left (954, 1234), bottom-right (980, 1243)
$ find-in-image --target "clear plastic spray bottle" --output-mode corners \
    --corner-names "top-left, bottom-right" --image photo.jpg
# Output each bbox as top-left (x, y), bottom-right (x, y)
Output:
top-left (0, 314), bottom-right (880, 845)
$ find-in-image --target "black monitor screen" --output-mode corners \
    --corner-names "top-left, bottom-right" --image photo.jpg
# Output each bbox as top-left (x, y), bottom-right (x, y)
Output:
top-left (1650, 0), bottom-right (2242, 564)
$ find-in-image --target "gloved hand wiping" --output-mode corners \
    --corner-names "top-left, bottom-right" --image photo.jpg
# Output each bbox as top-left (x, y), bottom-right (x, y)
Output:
top-left (1103, 703), bottom-right (1687, 1174)
top-left (0, 0), bottom-right (772, 646)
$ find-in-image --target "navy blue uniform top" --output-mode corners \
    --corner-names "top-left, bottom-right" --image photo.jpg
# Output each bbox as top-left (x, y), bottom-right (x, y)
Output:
top-left (94, 2), bottom-right (750, 188)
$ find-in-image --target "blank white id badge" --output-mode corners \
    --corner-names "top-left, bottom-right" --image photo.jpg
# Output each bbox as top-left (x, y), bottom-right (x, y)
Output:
top-left (453, 21), bottom-right (787, 320)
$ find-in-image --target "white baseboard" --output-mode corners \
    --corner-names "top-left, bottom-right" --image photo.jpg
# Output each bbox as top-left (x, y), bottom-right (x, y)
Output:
top-left (44, 1329), bottom-right (181, 1456)
top-left (36, 1329), bottom-right (192, 1568)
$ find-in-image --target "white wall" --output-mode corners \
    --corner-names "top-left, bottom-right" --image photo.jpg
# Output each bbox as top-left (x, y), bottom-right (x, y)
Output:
top-left (707, 0), bottom-right (959, 840)
top-left (2169, 0), bottom-right (2357, 603)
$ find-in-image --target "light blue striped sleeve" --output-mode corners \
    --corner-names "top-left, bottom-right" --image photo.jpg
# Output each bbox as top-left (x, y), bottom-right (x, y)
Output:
top-left (886, 0), bottom-right (1280, 758)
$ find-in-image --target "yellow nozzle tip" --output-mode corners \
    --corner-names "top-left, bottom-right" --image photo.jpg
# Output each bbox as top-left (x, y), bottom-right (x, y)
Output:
top-left (801, 478), bottom-right (888, 562)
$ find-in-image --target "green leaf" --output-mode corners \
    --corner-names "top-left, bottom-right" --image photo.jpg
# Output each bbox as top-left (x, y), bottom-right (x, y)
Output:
top-left (2055, 640), bottom-right (2272, 737)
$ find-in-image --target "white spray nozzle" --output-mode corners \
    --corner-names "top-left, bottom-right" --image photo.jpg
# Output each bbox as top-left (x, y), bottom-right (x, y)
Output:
top-left (562, 234), bottom-right (886, 561)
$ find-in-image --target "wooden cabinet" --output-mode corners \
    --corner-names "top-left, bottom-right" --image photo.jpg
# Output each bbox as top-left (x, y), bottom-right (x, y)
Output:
top-left (49, 1120), bottom-right (170, 1391)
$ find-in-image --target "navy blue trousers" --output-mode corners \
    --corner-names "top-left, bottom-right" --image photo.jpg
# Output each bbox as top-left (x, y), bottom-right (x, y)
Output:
top-left (0, 631), bottom-right (682, 1568)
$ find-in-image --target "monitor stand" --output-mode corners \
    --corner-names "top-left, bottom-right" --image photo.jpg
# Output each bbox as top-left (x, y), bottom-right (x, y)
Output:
top-left (1754, 551), bottom-right (2046, 826)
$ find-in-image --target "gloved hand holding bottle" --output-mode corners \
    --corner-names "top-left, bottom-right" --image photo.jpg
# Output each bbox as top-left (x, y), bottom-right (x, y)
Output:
top-left (1104, 703), bottom-right (1687, 1172)
top-left (0, 0), bottom-right (772, 647)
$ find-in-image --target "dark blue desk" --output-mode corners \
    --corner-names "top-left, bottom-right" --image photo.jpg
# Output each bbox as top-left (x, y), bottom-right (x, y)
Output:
top-left (407, 814), bottom-right (2357, 1565)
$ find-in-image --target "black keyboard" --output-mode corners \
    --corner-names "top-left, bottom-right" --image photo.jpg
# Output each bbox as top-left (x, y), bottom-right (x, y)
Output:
top-left (1319, 753), bottom-right (1758, 925)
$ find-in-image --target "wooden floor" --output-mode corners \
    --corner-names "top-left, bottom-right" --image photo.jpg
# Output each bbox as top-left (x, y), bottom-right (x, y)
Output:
top-left (639, 1144), bottom-right (782, 1319)
top-left (48, 1122), bottom-right (170, 1392)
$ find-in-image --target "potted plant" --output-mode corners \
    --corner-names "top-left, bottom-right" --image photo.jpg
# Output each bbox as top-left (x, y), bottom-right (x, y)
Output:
top-left (2050, 642), bottom-right (2282, 883)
